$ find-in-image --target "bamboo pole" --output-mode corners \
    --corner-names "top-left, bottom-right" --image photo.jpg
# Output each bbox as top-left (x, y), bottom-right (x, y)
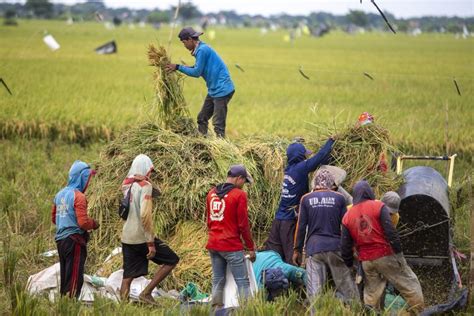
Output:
top-left (167, 0), bottom-right (181, 51)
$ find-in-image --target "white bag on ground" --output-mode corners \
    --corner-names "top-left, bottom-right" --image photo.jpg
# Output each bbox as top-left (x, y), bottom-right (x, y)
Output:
top-left (105, 269), bottom-right (160, 300)
top-left (27, 262), bottom-right (61, 294)
top-left (27, 263), bottom-right (99, 302)
top-left (223, 258), bottom-right (258, 308)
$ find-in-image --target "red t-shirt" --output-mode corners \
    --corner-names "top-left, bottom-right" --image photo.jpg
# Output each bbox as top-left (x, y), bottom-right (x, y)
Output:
top-left (205, 187), bottom-right (255, 252)
top-left (342, 200), bottom-right (393, 261)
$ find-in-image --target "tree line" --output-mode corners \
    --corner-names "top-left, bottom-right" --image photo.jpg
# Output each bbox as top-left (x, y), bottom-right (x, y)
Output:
top-left (1, 0), bottom-right (473, 33)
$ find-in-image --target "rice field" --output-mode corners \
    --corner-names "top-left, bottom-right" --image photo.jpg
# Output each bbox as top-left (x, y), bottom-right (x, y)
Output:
top-left (0, 19), bottom-right (473, 314)
top-left (0, 20), bottom-right (473, 151)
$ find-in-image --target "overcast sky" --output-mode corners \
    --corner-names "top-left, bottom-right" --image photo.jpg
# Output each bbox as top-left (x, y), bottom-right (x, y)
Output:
top-left (4, 0), bottom-right (474, 18)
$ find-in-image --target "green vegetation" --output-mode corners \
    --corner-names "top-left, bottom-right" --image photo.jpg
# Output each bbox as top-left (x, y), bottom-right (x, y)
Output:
top-left (0, 19), bottom-right (472, 315)
top-left (0, 20), bottom-right (472, 152)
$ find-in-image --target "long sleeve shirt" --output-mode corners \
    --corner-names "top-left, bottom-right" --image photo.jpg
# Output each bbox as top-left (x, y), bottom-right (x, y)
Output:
top-left (294, 190), bottom-right (347, 256)
top-left (275, 138), bottom-right (335, 220)
top-left (341, 205), bottom-right (402, 267)
top-left (52, 191), bottom-right (97, 229)
top-left (206, 185), bottom-right (255, 252)
top-left (52, 189), bottom-right (98, 241)
top-left (121, 180), bottom-right (155, 244)
top-left (177, 42), bottom-right (234, 98)
top-left (253, 250), bottom-right (306, 288)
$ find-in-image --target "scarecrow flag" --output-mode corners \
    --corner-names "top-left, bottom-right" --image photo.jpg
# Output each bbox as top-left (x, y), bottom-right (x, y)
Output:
top-left (43, 34), bottom-right (60, 51)
top-left (0, 78), bottom-right (13, 95)
top-left (208, 30), bottom-right (216, 41)
top-left (95, 41), bottom-right (117, 54)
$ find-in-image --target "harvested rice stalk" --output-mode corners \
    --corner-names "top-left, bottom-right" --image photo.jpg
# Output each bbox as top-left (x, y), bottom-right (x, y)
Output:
top-left (161, 221), bottom-right (212, 292)
top-left (310, 123), bottom-right (403, 197)
top-left (86, 123), bottom-right (285, 274)
top-left (148, 45), bottom-right (195, 134)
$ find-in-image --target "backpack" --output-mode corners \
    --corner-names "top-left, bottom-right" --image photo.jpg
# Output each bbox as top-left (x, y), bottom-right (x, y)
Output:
top-left (118, 182), bottom-right (134, 220)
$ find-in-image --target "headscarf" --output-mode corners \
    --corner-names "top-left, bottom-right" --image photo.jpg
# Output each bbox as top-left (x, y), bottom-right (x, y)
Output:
top-left (313, 169), bottom-right (335, 190)
top-left (127, 154), bottom-right (154, 178)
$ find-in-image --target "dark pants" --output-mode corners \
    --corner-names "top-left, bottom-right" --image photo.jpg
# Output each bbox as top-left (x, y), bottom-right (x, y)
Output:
top-left (197, 91), bottom-right (234, 138)
top-left (264, 219), bottom-right (297, 265)
top-left (56, 234), bottom-right (87, 299)
top-left (122, 237), bottom-right (180, 279)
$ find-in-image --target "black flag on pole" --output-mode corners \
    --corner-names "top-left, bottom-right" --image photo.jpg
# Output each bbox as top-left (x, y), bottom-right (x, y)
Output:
top-left (95, 40), bottom-right (117, 54)
top-left (0, 78), bottom-right (13, 95)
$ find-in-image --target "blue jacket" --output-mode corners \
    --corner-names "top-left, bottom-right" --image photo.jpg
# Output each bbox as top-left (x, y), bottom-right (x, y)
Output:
top-left (177, 42), bottom-right (234, 98)
top-left (295, 190), bottom-right (347, 256)
top-left (54, 161), bottom-right (93, 241)
top-left (275, 139), bottom-right (335, 220)
top-left (253, 251), bottom-right (306, 288)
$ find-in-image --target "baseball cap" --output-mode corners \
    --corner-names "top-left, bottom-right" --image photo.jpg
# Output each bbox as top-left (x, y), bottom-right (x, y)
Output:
top-left (178, 27), bottom-right (204, 40)
top-left (381, 191), bottom-right (401, 213)
top-left (287, 142), bottom-right (312, 157)
top-left (227, 164), bottom-right (253, 183)
top-left (292, 137), bottom-right (313, 155)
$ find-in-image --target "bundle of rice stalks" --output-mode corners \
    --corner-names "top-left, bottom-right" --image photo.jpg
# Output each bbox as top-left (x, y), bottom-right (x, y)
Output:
top-left (314, 123), bottom-right (403, 197)
top-left (148, 45), bottom-right (194, 134)
top-left (86, 123), bottom-right (286, 270)
top-left (161, 221), bottom-right (212, 292)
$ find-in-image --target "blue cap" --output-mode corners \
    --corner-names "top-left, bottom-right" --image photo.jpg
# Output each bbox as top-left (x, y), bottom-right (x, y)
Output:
top-left (227, 164), bottom-right (253, 183)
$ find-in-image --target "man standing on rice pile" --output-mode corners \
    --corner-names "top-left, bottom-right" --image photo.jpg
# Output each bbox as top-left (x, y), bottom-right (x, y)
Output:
top-left (52, 160), bottom-right (99, 299)
top-left (206, 164), bottom-right (256, 310)
top-left (120, 154), bottom-right (179, 304)
top-left (264, 137), bottom-right (335, 264)
top-left (165, 27), bottom-right (235, 138)
top-left (293, 169), bottom-right (358, 303)
top-left (341, 180), bottom-right (424, 313)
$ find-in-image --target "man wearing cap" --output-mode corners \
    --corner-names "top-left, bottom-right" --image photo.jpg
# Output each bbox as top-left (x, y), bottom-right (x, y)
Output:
top-left (341, 180), bottom-right (424, 313)
top-left (264, 137), bottom-right (335, 264)
top-left (166, 27), bottom-right (235, 138)
top-left (52, 160), bottom-right (99, 298)
top-left (206, 164), bottom-right (256, 309)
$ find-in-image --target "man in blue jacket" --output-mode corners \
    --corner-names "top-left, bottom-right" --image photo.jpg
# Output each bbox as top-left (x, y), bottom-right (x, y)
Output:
top-left (166, 27), bottom-right (235, 138)
top-left (263, 137), bottom-right (335, 264)
top-left (52, 161), bottom-right (99, 298)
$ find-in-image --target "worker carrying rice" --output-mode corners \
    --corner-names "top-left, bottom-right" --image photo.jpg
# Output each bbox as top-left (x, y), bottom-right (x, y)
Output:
top-left (120, 154), bottom-right (179, 304)
top-left (205, 164), bottom-right (256, 310)
top-left (264, 137), bottom-right (335, 264)
top-left (293, 169), bottom-right (358, 304)
top-left (341, 180), bottom-right (424, 313)
top-left (166, 27), bottom-right (235, 138)
top-left (52, 160), bottom-right (99, 299)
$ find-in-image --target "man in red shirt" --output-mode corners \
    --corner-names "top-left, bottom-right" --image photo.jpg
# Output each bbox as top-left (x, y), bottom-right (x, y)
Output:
top-left (341, 180), bottom-right (424, 313)
top-left (206, 164), bottom-right (256, 309)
